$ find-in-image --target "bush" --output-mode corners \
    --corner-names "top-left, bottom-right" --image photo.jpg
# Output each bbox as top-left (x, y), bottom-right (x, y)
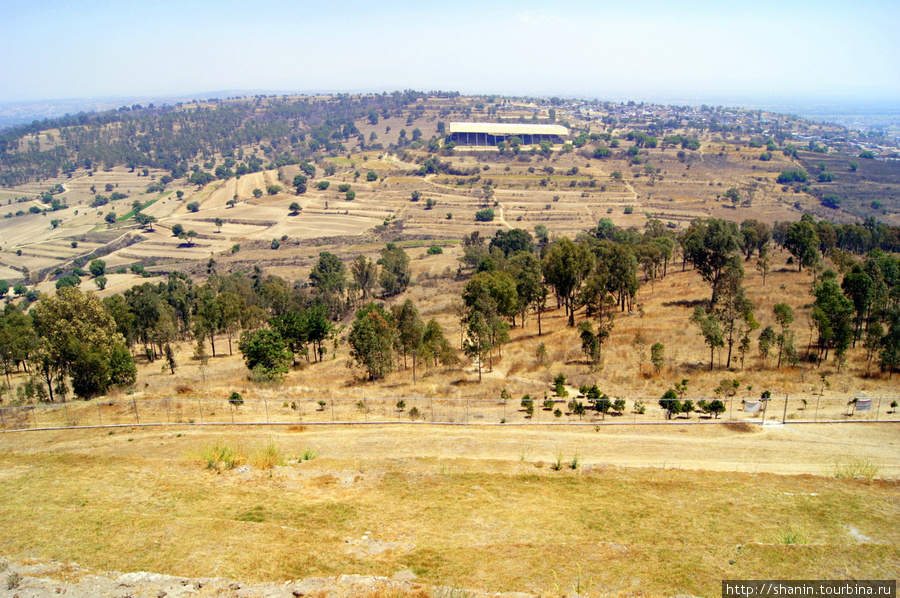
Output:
top-left (317, 180), bottom-right (330, 190)
top-left (474, 208), bottom-right (495, 222)
top-left (821, 194), bottom-right (842, 209)
top-left (338, 183), bottom-right (351, 192)
top-left (228, 391), bottom-right (244, 406)
top-left (777, 170), bottom-right (808, 184)
top-left (200, 439), bottom-right (246, 470)
top-left (553, 373), bottom-right (568, 397)
top-left (366, 171), bottom-right (377, 181)
top-left (345, 190), bottom-right (356, 200)
top-left (250, 440), bottom-right (284, 469)
top-left (624, 206), bottom-right (633, 214)
top-left (186, 201), bottom-right (200, 213)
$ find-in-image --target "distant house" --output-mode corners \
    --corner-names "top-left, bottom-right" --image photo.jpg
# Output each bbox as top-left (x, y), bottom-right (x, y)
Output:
top-left (447, 122), bottom-right (569, 146)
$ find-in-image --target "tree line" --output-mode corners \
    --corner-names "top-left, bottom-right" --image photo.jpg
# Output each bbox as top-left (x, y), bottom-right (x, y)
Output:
top-left (5, 211), bottom-right (900, 404)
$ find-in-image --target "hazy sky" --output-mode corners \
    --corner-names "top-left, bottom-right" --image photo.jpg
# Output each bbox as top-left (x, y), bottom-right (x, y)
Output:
top-left (2, 0), bottom-right (898, 107)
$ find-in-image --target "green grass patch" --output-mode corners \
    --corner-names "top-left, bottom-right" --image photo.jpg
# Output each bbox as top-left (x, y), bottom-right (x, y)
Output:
top-left (117, 198), bottom-right (159, 221)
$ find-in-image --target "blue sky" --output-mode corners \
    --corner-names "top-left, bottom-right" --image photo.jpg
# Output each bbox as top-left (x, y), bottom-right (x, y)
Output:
top-left (2, 0), bottom-right (898, 106)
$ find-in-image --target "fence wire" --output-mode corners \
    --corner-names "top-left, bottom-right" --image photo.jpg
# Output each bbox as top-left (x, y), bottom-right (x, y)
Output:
top-left (1, 395), bottom-right (897, 432)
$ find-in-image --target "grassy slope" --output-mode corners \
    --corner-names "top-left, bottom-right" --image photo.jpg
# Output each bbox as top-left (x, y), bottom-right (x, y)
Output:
top-left (0, 435), bottom-right (897, 596)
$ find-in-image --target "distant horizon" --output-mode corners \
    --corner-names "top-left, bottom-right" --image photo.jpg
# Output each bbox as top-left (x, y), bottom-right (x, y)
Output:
top-left (2, 88), bottom-right (898, 134)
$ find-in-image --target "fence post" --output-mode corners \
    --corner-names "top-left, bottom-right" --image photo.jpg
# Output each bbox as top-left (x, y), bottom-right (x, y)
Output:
top-left (729, 397), bottom-right (734, 421)
top-left (0, 407), bottom-right (6, 430)
top-left (165, 398), bottom-right (170, 424)
top-left (97, 403), bottom-right (103, 426)
top-left (875, 397), bottom-right (882, 422)
top-left (64, 403), bottom-right (70, 427)
top-left (133, 398), bottom-right (139, 425)
top-left (782, 394), bottom-right (788, 424)
top-left (197, 399), bottom-right (202, 424)
top-left (229, 401), bottom-right (234, 424)
top-left (264, 399), bottom-right (269, 424)
top-left (32, 407), bottom-right (38, 429)
top-left (815, 395), bottom-right (820, 422)
top-left (331, 398), bottom-right (334, 423)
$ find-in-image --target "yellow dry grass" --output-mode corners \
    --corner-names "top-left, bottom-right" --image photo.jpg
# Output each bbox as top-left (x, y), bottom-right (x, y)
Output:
top-left (0, 442), bottom-right (896, 596)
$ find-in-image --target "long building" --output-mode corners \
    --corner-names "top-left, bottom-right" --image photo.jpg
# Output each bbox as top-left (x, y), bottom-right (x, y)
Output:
top-left (447, 122), bottom-right (569, 146)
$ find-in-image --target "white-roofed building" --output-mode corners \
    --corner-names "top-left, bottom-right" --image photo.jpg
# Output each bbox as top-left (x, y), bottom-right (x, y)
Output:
top-left (447, 122), bottom-right (569, 146)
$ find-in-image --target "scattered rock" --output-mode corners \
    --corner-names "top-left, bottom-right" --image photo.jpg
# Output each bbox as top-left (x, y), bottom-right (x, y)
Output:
top-left (392, 569), bottom-right (418, 582)
top-left (846, 525), bottom-right (872, 543)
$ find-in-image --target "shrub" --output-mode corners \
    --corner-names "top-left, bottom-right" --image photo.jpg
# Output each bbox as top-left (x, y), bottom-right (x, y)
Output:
top-left (475, 208), bottom-right (494, 222)
top-left (821, 194), bottom-right (842, 209)
top-left (199, 439), bottom-right (246, 470)
top-left (624, 206), bottom-right (633, 214)
top-left (338, 183), bottom-right (351, 192)
top-left (345, 190), bottom-right (356, 200)
top-left (427, 245), bottom-right (443, 255)
top-left (186, 201), bottom-right (200, 212)
top-left (777, 170), bottom-right (808, 184)
top-left (250, 440), bottom-right (284, 469)
top-left (228, 391), bottom-right (244, 406)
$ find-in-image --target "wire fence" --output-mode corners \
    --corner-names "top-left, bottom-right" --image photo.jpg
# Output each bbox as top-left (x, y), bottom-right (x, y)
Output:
top-left (0, 394), bottom-right (897, 432)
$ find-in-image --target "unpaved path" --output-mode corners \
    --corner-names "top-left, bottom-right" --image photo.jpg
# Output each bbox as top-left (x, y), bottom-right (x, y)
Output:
top-left (2, 421), bottom-right (897, 477)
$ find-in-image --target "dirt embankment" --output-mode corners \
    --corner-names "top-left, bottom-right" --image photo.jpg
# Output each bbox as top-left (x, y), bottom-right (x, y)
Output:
top-left (0, 557), bottom-right (527, 598)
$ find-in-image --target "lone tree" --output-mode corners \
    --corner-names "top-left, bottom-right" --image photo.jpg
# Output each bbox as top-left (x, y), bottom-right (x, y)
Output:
top-left (691, 306), bottom-right (724, 370)
top-left (31, 287), bottom-right (135, 400)
top-left (784, 219), bottom-right (820, 272)
top-left (681, 218), bottom-right (741, 304)
top-left (348, 303), bottom-right (395, 381)
top-left (543, 237), bottom-right (594, 326)
top-left (238, 328), bottom-right (292, 381)
top-left (658, 389), bottom-right (682, 420)
top-left (650, 342), bottom-right (665, 373)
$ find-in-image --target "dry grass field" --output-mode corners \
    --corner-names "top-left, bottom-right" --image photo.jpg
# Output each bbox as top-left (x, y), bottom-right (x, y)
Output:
top-left (1, 98), bottom-right (899, 596)
top-left (0, 426), bottom-right (897, 597)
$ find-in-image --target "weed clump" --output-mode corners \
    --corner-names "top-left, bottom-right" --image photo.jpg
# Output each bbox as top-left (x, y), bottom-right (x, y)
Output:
top-left (831, 456), bottom-right (881, 479)
top-left (199, 439), bottom-right (246, 471)
top-left (250, 440), bottom-right (284, 469)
